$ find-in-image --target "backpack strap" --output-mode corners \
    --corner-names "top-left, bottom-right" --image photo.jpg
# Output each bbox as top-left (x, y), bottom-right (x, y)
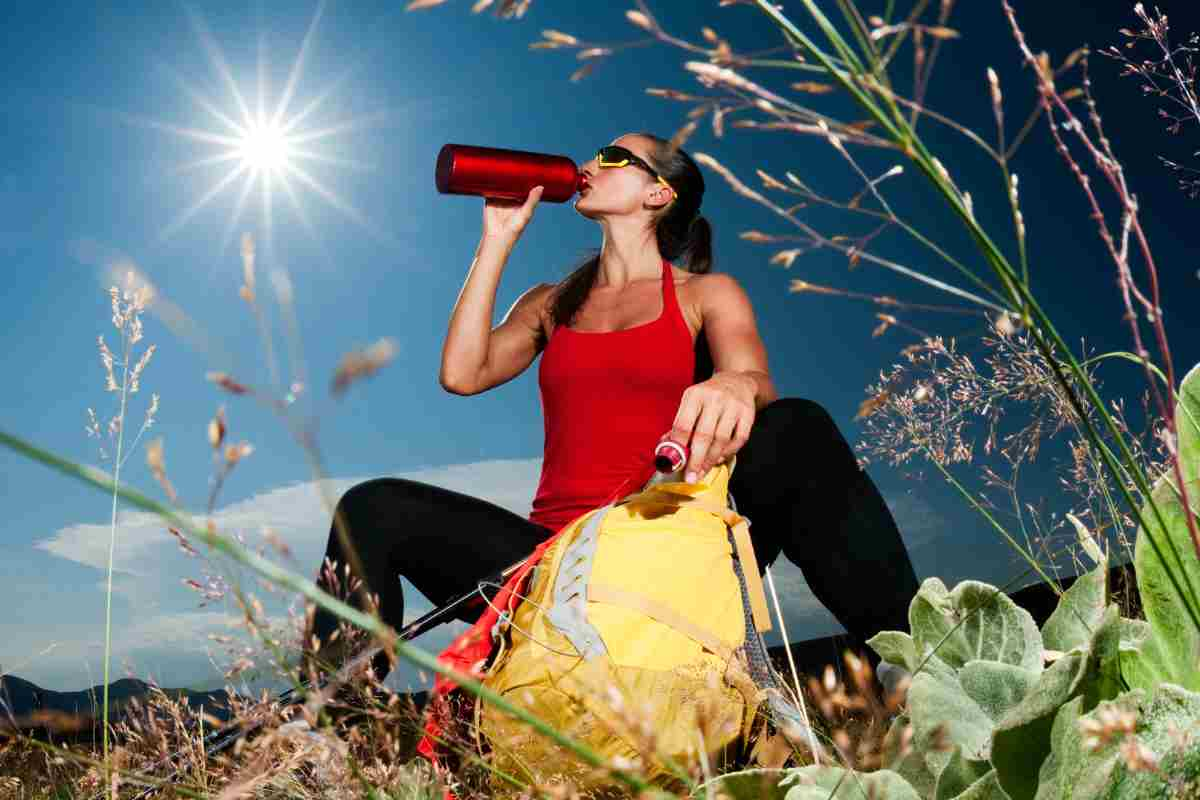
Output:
top-left (728, 514), bottom-right (772, 633)
top-left (586, 583), bottom-right (735, 662)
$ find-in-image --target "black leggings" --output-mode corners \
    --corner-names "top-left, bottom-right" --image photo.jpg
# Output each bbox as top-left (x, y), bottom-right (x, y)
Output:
top-left (310, 398), bottom-right (919, 678)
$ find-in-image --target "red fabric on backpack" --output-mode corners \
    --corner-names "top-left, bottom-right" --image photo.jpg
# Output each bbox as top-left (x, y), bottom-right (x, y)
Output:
top-left (414, 529), bottom-right (557, 768)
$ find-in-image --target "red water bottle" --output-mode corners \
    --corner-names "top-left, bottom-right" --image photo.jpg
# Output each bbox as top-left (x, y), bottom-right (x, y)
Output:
top-left (435, 143), bottom-right (588, 203)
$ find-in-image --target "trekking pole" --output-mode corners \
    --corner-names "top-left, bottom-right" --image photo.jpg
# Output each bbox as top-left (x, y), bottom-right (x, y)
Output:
top-left (119, 560), bottom-right (524, 800)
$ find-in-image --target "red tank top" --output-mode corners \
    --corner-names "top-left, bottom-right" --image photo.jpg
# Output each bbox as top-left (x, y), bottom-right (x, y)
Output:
top-left (530, 258), bottom-right (696, 534)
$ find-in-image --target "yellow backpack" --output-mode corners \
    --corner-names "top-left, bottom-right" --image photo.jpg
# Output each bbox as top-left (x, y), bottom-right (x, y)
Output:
top-left (474, 455), bottom-right (816, 795)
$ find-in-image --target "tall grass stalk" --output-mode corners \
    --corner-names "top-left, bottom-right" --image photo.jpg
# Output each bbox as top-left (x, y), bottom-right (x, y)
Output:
top-left (89, 275), bottom-right (157, 796)
top-left (99, 320), bottom-right (130, 790)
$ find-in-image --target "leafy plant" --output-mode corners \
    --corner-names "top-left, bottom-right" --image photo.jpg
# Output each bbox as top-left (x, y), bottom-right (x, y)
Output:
top-left (700, 363), bottom-right (1198, 798)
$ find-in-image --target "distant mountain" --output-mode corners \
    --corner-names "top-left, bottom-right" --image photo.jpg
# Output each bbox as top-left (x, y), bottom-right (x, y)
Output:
top-left (0, 674), bottom-right (238, 741)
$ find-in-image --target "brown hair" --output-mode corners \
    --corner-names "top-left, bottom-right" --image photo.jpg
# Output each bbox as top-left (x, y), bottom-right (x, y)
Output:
top-left (542, 134), bottom-right (713, 357)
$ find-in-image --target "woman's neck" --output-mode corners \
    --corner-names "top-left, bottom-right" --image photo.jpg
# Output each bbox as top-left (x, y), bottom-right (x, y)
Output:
top-left (595, 219), bottom-right (664, 289)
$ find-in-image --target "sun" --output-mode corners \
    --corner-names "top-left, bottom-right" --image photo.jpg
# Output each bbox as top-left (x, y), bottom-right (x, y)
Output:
top-left (238, 120), bottom-right (293, 172)
top-left (130, 3), bottom-right (394, 258)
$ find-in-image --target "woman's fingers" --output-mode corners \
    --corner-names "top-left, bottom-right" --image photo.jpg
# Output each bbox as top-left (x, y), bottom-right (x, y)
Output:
top-left (684, 402), bottom-right (722, 481)
top-left (510, 186), bottom-right (543, 232)
top-left (666, 389), bottom-right (702, 469)
top-left (705, 409), bottom-right (739, 473)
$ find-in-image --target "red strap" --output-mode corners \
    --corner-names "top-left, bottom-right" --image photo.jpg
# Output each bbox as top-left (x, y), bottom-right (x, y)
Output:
top-left (416, 526), bottom-right (567, 765)
top-left (416, 454), bottom-right (657, 772)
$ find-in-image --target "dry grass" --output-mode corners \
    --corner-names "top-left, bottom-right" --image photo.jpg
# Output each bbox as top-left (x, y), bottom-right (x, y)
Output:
top-left (0, 672), bottom-right (436, 799)
top-left (0, 647), bottom-right (909, 799)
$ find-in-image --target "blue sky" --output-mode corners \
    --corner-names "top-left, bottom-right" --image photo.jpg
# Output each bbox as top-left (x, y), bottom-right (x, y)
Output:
top-left (2, 0), bottom-right (1198, 694)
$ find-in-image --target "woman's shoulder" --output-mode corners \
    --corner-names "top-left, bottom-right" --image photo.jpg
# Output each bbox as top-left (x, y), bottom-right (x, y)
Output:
top-left (673, 270), bottom-right (748, 341)
top-left (685, 271), bottom-right (749, 315)
top-left (508, 281), bottom-right (558, 321)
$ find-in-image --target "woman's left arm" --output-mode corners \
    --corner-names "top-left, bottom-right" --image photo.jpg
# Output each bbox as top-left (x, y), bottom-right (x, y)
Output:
top-left (664, 273), bottom-right (779, 482)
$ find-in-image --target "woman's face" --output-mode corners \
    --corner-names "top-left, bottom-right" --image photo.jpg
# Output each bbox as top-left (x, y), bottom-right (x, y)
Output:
top-left (574, 135), bottom-right (674, 221)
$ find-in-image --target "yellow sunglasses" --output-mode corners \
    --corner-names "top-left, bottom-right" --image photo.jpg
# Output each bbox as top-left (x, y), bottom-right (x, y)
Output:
top-left (595, 145), bottom-right (677, 202)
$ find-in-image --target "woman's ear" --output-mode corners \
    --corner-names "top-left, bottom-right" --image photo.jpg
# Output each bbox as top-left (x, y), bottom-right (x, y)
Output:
top-left (647, 184), bottom-right (673, 210)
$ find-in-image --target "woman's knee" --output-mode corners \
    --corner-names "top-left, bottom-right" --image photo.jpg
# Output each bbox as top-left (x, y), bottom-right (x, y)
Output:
top-left (755, 397), bottom-right (837, 433)
top-left (749, 397), bottom-right (859, 473)
top-left (333, 477), bottom-right (439, 537)
top-left (338, 477), bottom-right (429, 510)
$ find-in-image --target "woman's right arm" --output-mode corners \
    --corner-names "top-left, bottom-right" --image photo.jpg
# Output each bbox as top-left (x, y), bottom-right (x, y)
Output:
top-left (439, 186), bottom-right (551, 395)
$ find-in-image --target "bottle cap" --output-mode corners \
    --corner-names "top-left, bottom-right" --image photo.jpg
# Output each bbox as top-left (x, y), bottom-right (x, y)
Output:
top-left (654, 440), bottom-right (688, 474)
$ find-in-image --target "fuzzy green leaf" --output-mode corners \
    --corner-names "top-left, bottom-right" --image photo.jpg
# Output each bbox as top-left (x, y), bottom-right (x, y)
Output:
top-left (1033, 695), bottom-right (1083, 800)
top-left (881, 713), bottom-right (939, 798)
top-left (780, 766), bottom-right (922, 800)
top-left (1127, 362), bottom-right (1200, 692)
top-left (950, 770), bottom-right (1007, 800)
top-left (1032, 685), bottom-right (1200, 799)
top-left (1103, 683), bottom-right (1200, 798)
top-left (934, 746), bottom-right (992, 800)
top-left (991, 606), bottom-right (1123, 800)
top-left (867, 630), bottom-right (918, 672)
top-left (1081, 605), bottom-right (1123, 710)
top-left (1041, 562), bottom-right (1108, 654)
top-left (695, 768), bottom-right (791, 800)
top-left (1116, 617), bottom-right (1151, 690)
top-left (908, 669), bottom-right (995, 767)
top-left (990, 652), bottom-right (1088, 800)
top-left (959, 660), bottom-right (1040, 723)
top-left (909, 578), bottom-right (1043, 673)
top-left (1032, 693), bottom-right (1133, 800)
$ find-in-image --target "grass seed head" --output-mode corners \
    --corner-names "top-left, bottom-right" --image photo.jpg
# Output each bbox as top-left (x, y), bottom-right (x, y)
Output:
top-left (208, 405), bottom-right (227, 449)
top-left (331, 338), bottom-right (398, 396)
top-left (240, 232), bottom-right (256, 304)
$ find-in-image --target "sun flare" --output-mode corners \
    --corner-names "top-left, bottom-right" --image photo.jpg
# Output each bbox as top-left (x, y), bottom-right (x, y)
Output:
top-left (135, 4), bottom-right (393, 257)
top-left (238, 121), bottom-right (292, 171)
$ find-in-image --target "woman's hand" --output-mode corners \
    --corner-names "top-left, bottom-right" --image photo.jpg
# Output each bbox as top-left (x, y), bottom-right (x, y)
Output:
top-left (481, 185), bottom-right (544, 242)
top-left (661, 372), bottom-right (757, 483)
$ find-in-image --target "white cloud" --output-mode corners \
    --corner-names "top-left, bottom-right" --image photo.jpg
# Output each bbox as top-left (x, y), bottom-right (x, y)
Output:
top-left (59, 611), bottom-right (246, 660)
top-left (34, 457), bottom-right (545, 576)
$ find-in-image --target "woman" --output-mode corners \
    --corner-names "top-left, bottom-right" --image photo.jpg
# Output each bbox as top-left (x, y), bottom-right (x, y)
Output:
top-left (304, 133), bottom-right (919, 684)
